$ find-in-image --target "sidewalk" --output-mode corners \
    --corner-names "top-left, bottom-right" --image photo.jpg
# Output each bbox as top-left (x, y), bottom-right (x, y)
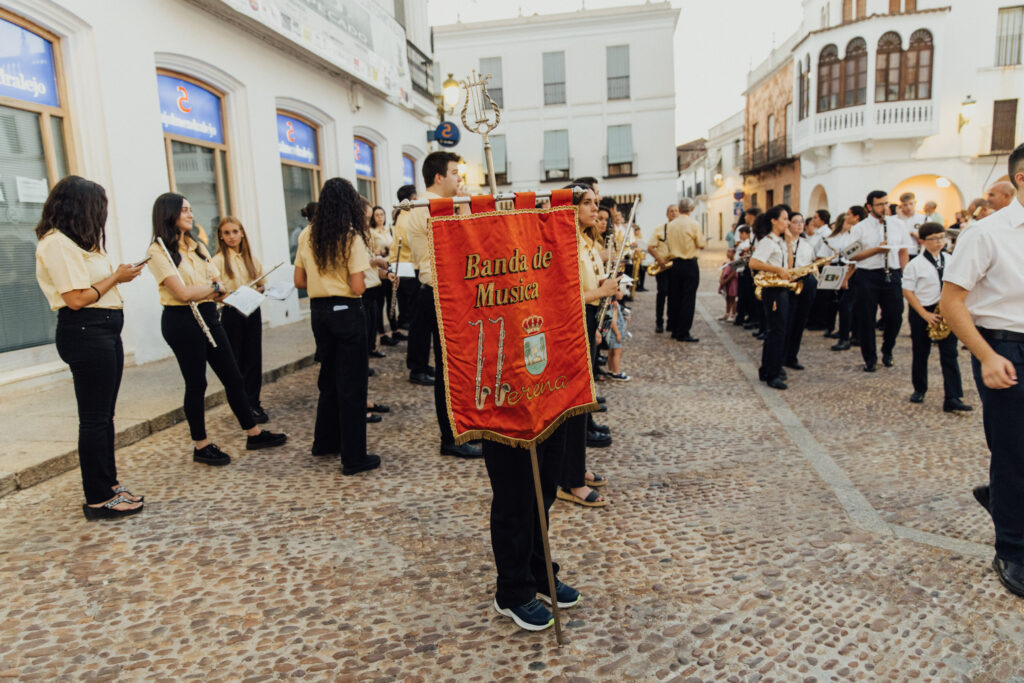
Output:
top-left (0, 319), bottom-right (315, 498)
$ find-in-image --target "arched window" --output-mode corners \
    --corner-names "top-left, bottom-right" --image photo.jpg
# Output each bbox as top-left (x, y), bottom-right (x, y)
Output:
top-left (903, 29), bottom-right (933, 100)
top-left (277, 111), bottom-right (321, 263)
top-left (875, 32), bottom-right (903, 102)
top-left (843, 38), bottom-right (867, 107)
top-left (817, 45), bottom-right (840, 112)
top-left (353, 136), bottom-right (378, 204)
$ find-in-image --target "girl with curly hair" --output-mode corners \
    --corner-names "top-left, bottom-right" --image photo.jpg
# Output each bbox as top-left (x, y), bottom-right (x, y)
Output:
top-left (34, 176), bottom-right (146, 519)
top-left (293, 177), bottom-right (380, 475)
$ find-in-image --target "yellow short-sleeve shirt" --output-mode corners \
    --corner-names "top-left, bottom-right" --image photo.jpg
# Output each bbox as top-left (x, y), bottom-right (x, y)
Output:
top-left (147, 236), bottom-right (220, 306)
top-left (293, 226), bottom-right (371, 298)
top-left (211, 249), bottom-right (263, 292)
top-left (578, 233), bottom-right (602, 306)
top-left (35, 230), bottom-right (124, 310)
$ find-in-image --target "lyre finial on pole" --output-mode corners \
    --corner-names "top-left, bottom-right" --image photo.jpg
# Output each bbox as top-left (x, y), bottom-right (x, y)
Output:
top-left (460, 69), bottom-right (502, 195)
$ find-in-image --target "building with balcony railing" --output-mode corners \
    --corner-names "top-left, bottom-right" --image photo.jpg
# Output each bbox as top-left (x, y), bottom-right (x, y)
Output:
top-left (790, 0), bottom-right (1024, 222)
top-left (432, 3), bottom-right (679, 230)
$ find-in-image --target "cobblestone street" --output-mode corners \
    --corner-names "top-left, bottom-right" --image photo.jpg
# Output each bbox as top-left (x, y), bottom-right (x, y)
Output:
top-left (2, 265), bottom-right (1023, 682)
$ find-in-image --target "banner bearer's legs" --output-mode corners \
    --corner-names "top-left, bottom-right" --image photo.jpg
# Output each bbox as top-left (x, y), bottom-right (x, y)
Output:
top-left (530, 442), bottom-right (563, 646)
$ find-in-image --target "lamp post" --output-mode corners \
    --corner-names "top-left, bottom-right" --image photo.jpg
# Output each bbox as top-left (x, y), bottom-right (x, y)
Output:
top-left (958, 95), bottom-right (976, 133)
top-left (436, 73), bottom-right (460, 122)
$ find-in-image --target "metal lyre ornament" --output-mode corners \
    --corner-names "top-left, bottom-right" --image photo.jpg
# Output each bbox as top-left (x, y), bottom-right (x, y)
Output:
top-left (459, 69), bottom-right (502, 195)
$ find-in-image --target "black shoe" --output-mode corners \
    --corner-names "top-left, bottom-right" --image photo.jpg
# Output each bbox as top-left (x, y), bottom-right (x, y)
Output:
top-left (882, 355), bottom-right (894, 368)
top-left (972, 485), bottom-right (991, 512)
top-left (587, 430), bottom-right (612, 448)
top-left (831, 341), bottom-right (851, 351)
top-left (597, 354), bottom-right (608, 366)
top-left (370, 349), bottom-right (386, 359)
top-left (379, 335), bottom-right (399, 346)
top-left (676, 335), bottom-right (699, 343)
top-left (943, 398), bottom-right (974, 413)
top-left (368, 367), bottom-right (376, 377)
top-left (590, 422), bottom-right (610, 435)
top-left (251, 406), bottom-right (269, 424)
top-left (636, 286), bottom-right (647, 292)
top-left (440, 442), bottom-right (483, 458)
top-left (594, 403), bottom-right (607, 412)
top-left (342, 454), bottom-right (381, 476)
top-left (366, 413), bottom-right (382, 424)
top-left (850, 338), bottom-right (860, 347)
top-left (754, 332), bottom-right (766, 341)
top-left (823, 331), bottom-right (838, 339)
top-left (784, 361), bottom-right (804, 370)
top-left (655, 324), bottom-right (664, 333)
top-left (863, 363), bottom-right (877, 372)
top-left (766, 378), bottom-right (788, 390)
top-left (779, 369), bottom-right (788, 381)
top-left (596, 396), bottom-right (606, 404)
top-left (909, 392), bottom-right (925, 403)
top-left (246, 429), bottom-right (287, 450)
top-left (194, 443), bottom-right (231, 466)
top-left (427, 365), bottom-right (436, 374)
top-left (992, 556), bottom-right (1024, 598)
top-left (311, 447), bottom-right (337, 457)
top-left (409, 371), bottom-right (434, 386)
top-left (743, 322), bottom-right (758, 330)
top-left (392, 331), bottom-right (408, 341)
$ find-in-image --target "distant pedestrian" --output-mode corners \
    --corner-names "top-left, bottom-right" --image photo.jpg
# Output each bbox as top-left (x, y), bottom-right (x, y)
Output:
top-left (35, 176), bottom-right (146, 519)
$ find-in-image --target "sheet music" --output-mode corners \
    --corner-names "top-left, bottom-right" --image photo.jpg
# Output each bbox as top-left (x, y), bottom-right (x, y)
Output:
top-left (223, 286), bottom-right (265, 316)
top-left (263, 281), bottom-right (295, 301)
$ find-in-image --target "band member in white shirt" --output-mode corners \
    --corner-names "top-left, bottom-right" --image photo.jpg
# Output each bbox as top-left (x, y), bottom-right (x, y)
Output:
top-left (901, 223), bottom-right (970, 411)
top-left (891, 192), bottom-right (925, 256)
top-left (784, 213), bottom-right (817, 370)
top-left (941, 143), bottom-right (1024, 599)
top-left (848, 191), bottom-right (910, 372)
top-left (748, 205), bottom-right (792, 390)
top-left (826, 207), bottom-right (862, 350)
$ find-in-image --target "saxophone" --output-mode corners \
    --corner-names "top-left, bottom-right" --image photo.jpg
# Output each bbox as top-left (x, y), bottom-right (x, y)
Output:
top-left (753, 249), bottom-right (837, 301)
top-left (927, 303), bottom-right (952, 340)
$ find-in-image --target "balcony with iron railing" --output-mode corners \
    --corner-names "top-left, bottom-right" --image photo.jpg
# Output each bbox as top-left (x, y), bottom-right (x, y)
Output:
top-left (741, 135), bottom-right (793, 174)
top-left (407, 40), bottom-right (433, 100)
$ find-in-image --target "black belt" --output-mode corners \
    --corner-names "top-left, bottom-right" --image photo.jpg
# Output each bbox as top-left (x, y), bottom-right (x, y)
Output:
top-left (978, 327), bottom-right (1024, 344)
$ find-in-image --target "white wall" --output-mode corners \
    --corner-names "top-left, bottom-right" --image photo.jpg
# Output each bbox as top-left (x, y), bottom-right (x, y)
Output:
top-left (432, 3), bottom-right (679, 231)
top-left (3, 0), bottom-right (434, 368)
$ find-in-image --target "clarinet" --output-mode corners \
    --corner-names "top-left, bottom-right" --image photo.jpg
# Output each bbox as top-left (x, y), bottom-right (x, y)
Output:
top-left (155, 237), bottom-right (217, 347)
top-left (882, 217), bottom-right (891, 284)
top-left (389, 237), bottom-right (402, 324)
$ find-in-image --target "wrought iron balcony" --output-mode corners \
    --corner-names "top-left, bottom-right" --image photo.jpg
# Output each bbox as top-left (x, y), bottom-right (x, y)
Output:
top-left (407, 40), bottom-right (433, 100)
top-left (741, 136), bottom-right (793, 174)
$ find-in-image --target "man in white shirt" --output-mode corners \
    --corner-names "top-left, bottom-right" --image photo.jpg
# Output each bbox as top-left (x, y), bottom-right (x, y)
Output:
top-left (901, 223), bottom-right (969, 411)
top-left (892, 192), bottom-right (925, 256)
top-left (784, 213), bottom-right (817, 370)
top-left (941, 143), bottom-right (1024, 599)
top-left (922, 200), bottom-right (944, 227)
top-left (848, 190), bottom-right (910, 371)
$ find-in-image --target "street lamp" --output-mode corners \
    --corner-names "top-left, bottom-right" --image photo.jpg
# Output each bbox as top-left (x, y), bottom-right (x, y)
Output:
top-left (436, 73), bottom-right (460, 121)
top-left (958, 95), bottom-right (976, 133)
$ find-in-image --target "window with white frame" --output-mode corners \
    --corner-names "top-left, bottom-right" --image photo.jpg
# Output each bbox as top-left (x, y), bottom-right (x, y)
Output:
top-left (480, 57), bottom-right (503, 108)
top-left (606, 124), bottom-right (633, 176)
top-left (997, 6), bottom-right (1024, 66)
top-left (542, 130), bottom-right (569, 180)
top-left (606, 45), bottom-right (630, 100)
top-left (542, 52), bottom-right (566, 105)
top-left (489, 134), bottom-right (508, 185)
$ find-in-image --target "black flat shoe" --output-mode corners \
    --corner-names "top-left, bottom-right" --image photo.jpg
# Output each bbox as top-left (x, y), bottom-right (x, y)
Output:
top-left (779, 369), bottom-right (788, 381)
top-left (882, 355), bottom-right (894, 368)
top-left (596, 396), bottom-right (606, 404)
top-left (409, 371), bottom-right (434, 386)
top-left (676, 335), bottom-right (700, 343)
top-left (909, 392), bottom-right (925, 403)
top-left (943, 398), bottom-right (973, 412)
top-left (342, 454), bottom-right (381, 476)
top-left (379, 336), bottom-right (399, 346)
top-left (784, 362), bottom-right (804, 370)
top-left (993, 556), bottom-right (1024, 598)
top-left (365, 413), bottom-right (382, 423)
top-left (586, 430), bottom-right (612, 448)
top-left (83, 496), bottom-right (143, 521)
top-left (368, 403), bottom-right (390, 413)
top-left (251, 406), bottom-right (269, 424)
top-left (590, 422), bottom-right (610, 434)
top-left (831, 341), bottom-right (851, 351)
top-left (823, 331), bottom-right (838, 338)
top-left (863, 363), bottom-right (877, 373)
top-left (368, 367), bottom-right (376, 377)
top-left (370, 349), bottom-right (387, 359)
top-left (972, 485), bottom-right (991, 513)
top-left (392, 331), bottom-right (408, 341)
top-left (246, 429), bottom-right (287, 450)
top-left (766, 378), bottom-right (787, 390)
top-left (440, 442), bottom-right (483, 458)
top-left (194, 443), bottom-right (231, 466)
top-left (655, 324), bottom-right (664, 333)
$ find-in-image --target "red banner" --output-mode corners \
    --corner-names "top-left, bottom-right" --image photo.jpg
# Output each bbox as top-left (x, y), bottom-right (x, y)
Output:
top-left (429, 192), bottom-right (596, 447)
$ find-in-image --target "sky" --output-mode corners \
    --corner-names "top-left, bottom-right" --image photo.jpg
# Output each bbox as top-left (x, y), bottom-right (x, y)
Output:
top-left (427, 0), bottom-right (805, 145)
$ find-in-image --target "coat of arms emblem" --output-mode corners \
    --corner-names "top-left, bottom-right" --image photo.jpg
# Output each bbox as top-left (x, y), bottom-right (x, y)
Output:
top-left (522, 314), bottom-right (547, 376)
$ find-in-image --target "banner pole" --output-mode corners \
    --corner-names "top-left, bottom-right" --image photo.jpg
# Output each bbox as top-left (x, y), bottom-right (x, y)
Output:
top-left (529, 442), bottom-right (564, 646)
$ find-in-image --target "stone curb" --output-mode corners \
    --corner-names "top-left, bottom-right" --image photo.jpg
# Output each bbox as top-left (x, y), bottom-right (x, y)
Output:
top-left (0, 354), bottom-right (316, 499)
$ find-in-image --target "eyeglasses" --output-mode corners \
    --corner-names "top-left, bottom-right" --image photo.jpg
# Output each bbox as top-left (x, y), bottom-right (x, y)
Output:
top-left (923, 235), bottom-right (946, 242)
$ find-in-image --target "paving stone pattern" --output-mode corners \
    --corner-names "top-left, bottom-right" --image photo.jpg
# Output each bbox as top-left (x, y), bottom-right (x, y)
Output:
top-left (1, 264), bottom-right (1023, 681)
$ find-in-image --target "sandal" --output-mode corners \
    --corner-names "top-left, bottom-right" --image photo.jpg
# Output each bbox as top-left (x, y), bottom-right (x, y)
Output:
top-left (368, 403), bottom-right (390, 413)
top-left (584, 473), bottom-right (607, 488)
top-left (82, 496), bottom-right (144, 521)
top-left (556, 487), bottom-right (607, 507)
top-left (113, 485), bottom-right (144, 502)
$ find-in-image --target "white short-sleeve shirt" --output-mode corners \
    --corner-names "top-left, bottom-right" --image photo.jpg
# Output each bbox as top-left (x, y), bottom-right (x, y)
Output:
top-left (891, 212), bottom-right (925, 255)
top-left (944, 199), bottom-right (1024, 334)
top-left (793, 236), bottom-right (816, 268)
top-left (902, 251), bottom-right (945, 307)
top-left (752, 233), bottom-right (788, 269)
top-left (849, 215), bottom-right (910, 271)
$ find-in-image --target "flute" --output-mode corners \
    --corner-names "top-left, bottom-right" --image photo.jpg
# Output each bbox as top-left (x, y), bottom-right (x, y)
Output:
top-left (596, 200), bottom-right (640, 331)
top-left (389, 237), bottom-right (402, 325)
top-left (155, 237), bottom-right (217, 347)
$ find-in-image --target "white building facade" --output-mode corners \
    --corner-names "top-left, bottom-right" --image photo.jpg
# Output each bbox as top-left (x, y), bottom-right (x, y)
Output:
top-left (432, 2), bottom-right (679, 231)
top-left (679, 111), bottom-right (746, 247)
top-left (0, 0), bottom-right (437, 387)
top-left (792, 0), bottom-right (1024, 222)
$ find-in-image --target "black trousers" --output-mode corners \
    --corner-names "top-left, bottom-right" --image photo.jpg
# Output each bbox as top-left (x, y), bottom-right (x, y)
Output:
top-left (908, 305), bottom-right (962, 399)
top-left (162, 303), bottom-right (255, 441)
top-left (853, 269), bottom-right (903, 365)
top-left (637, 264), bottom-right (647, 290)
top-left (406, 283), bottom-right (433, 373)
top-left (484, 423), bottom-right (567, 608)
top-left (363, 285), bottom-right (383, 351)
top-left (655, 270), bottom-right (670, 329)
top-left (759, 288), bottom-right (791, 381)
top-left (828, 286), bottom-right (857, 342)
top-left (785, 275), bottom-right (817, 364)
top-left (396, 276), bottom-right (419, 330)
top-left (973, 336), bottom-right (1024, 563)
top-left (736, 268), bottom-right (760, 325)
top-left (668, 257), bottom-right (699, 339)
top-left (220, 306), bottom-right (263, 410)
top-left (310, 297), bottom-right (369, 466)
top-left (380, 279), bottom-right (398, 335)
top-left (55, 308), bottom-right (124, 504)
top-left (561, 305), bottom-right (599, 490)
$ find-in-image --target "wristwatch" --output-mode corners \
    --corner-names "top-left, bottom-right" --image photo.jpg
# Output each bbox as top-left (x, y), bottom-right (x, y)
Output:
top-left (212, 282), bottom-right (221, 295)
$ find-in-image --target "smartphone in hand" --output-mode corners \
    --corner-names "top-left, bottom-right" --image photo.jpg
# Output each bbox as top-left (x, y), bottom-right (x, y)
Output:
top-left (133, 256), bottom-right (152, 267)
